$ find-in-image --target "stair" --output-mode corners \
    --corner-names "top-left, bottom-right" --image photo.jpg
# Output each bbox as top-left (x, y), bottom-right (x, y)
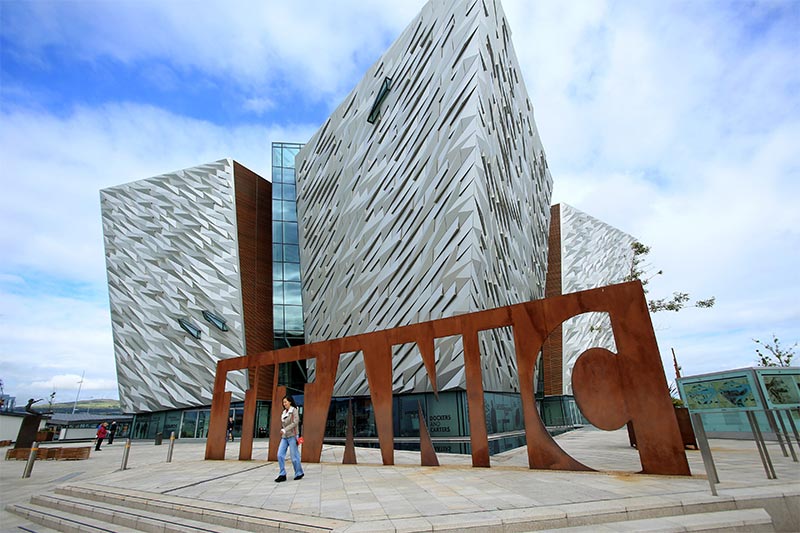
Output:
top-left (537, 508), bottom-right (775, 532)
top-left (6, 483), bottom-right (345, 533)
top-left (5, 520), bottom-right (62, 533)
top-left (5, 482), bottom-right (785, 532)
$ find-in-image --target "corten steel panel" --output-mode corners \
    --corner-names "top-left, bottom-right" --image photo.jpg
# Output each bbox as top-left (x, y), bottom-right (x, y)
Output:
top-left (239, 390), bottom-right (256, 460)
top-left (233, 161), bottom-right (274, 358)
top-left (239, 368), bottom-right (260, 461)
top-left (543, 203), bottom-right (564, 396)
top-left (343, 400), bottom-right (357, 465)
top-left (511, 303), bottom-right (593, 471)
top-left (545, 204), bottom-right (563, 301)
top-left (206, 282), bottom-right (690, 476)
top-left (233, 162), bottom-right (274, 461)
top-left (418, 401), bottom-right (440, 467)
top-left (359, 336), bottom-right (395, 465)
top-left (462, 322), bottom-right (490, 467)
top-left (205, 382), bottom-right (231, 461)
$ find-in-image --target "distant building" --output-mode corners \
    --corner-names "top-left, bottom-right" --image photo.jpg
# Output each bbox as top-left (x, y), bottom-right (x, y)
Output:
top-left (541, 203), bottom-right (636, 425)
top-left (101, 159), bottom-right (273, 437)
top-left (101, 150), bottom-right (309, 440)
top-left (46, 413), bottom-right (134, 441)
top-left (0, 394), bottom-right (15, 412)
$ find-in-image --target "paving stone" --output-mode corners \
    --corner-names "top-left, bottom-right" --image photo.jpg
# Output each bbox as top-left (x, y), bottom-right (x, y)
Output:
top-left (4, 430), bottom-right (800, 533)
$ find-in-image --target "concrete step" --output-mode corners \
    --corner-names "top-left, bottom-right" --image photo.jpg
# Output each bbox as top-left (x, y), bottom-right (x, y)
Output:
top-left (6, 501), bottom-right (139, 533)
top-left (536, 507), bottom-right (775, 532)
top-left (14, 481), bottom-right (791, 533)
top-left (1, 515), bottom-right (63, 533)
top-left (54, 483), bottom-right (345, 532)
top-left (28, 493), bottom-right (245, 533)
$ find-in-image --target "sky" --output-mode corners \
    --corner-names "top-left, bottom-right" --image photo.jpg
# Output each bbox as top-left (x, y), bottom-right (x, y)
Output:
top-left (1, 0), bottom-right (798, 406)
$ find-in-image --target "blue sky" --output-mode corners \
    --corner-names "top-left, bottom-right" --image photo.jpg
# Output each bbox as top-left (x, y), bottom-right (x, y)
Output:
top-left (1, 0), bottom-right (798, 404)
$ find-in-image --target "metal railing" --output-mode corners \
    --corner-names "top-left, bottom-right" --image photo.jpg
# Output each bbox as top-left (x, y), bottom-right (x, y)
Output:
top-left (690, 406), bottom-right (799, 494)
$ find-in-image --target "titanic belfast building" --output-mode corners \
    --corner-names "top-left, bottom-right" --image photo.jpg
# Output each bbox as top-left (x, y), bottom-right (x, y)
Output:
top-left (101, 0), bottom-right (634, 452)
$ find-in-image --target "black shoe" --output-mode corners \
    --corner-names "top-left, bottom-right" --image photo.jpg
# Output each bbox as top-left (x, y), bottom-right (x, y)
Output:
top-left (294, 474), bottom-right (304, 480)
top-left (274, 475), bottom-right (287, 482)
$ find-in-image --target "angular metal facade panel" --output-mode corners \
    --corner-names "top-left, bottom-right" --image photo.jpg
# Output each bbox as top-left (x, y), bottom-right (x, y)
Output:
top-left (297, 0), bottom-right (552, 395)
top-left (101, 159), bottom-right (249, 413)
top-left (558, 203), bottom-right (636, 394)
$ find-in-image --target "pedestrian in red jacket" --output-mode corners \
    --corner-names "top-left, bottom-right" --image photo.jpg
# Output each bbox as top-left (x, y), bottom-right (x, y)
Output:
top-left (95, 422), bottom-right (109, 451)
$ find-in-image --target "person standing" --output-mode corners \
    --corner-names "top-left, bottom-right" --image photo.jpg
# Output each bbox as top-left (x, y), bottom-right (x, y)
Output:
top-left (227, 416), bottom-right (235, 441)
top-left (275, 395), bottom-right (304, 482)
top-left (107, 420), bottom-right (118, 444)
top-left (95, 422), bottom-right (108, 451)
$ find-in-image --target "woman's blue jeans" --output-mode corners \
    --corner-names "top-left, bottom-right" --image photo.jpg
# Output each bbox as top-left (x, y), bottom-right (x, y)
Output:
top-left (278, 436), bottom-right (303, 477)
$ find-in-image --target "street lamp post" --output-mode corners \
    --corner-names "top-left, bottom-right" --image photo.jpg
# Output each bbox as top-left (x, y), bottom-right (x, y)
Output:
top-left (71, 371), bottom-right (85, 414)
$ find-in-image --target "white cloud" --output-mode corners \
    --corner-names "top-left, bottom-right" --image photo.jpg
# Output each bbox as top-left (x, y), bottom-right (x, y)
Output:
top-left (0, 280), bottom-right (115, 399)
top-left (242, 96), bottom-right (276, 115)
top-left (0, 102), bottom-right (316, 283)
top-left (2, 0), bottom-right (427, 106)
top-left (0, 102), bottom-right (317, 401)
top-left (29, 374), bottom-right (117, 392)
top-left (508, 0), bottom-right (800, 377)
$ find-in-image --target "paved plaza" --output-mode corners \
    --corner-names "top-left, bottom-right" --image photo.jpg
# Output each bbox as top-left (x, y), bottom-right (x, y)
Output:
top-left (1, 427), bottom-right (798, 531)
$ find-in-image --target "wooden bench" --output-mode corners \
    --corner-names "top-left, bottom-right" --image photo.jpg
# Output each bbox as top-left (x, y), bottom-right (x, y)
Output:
top-left (5, 446), bottom-right (91, 461)
top-left (56, 447), bottom-right (91, 460)
top-left (5, 448), bottom-right (42, 460)
top-left (41, 447), bottom-right (59, 460)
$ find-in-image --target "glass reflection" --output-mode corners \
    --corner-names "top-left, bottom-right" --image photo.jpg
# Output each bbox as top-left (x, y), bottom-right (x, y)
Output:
top-left (284, 245), bottom-right (300, 263)
top-left (284, 262), bottom-right (300, 281)
top-left (284, 222), bottom-right (298, 244)
top-left (284, 282), bottom-right (301, 305)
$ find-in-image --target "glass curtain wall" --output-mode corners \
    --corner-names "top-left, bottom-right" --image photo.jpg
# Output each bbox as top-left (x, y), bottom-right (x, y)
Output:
top-left (272, 142), bottom-right (307, 394)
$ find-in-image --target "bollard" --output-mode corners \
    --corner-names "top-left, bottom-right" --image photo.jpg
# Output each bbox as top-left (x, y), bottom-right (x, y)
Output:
top-left (22, 441), bottom-right (39, 479)
top-left (120, 438), bottom-right (132, 471)
top-left (166, 431), bottom-right (175, 463)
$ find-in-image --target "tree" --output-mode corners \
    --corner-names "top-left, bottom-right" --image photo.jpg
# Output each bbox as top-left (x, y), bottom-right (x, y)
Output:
top-left (754, 335), bottom-right (796, 367)
top-left (624, 242), bottom-right (716, 313)
top-left (668, 382), bottom-right (685, 407)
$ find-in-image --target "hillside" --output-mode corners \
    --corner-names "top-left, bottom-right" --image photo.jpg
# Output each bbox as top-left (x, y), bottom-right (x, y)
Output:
top-left (31, 398), bottom-right (123, 415)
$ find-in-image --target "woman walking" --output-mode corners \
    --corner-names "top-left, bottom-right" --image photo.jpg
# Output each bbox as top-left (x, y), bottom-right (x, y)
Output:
top-left (275, 395), bottom-right (304, 482)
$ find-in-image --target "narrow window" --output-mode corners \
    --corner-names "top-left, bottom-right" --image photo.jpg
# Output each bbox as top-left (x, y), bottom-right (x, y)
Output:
top-left (178, 318), bottom-right (201, 339)
top-left (367, 77), bottom-right (393, 124)
top-left (202, 310), bottom-right (229, 332)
